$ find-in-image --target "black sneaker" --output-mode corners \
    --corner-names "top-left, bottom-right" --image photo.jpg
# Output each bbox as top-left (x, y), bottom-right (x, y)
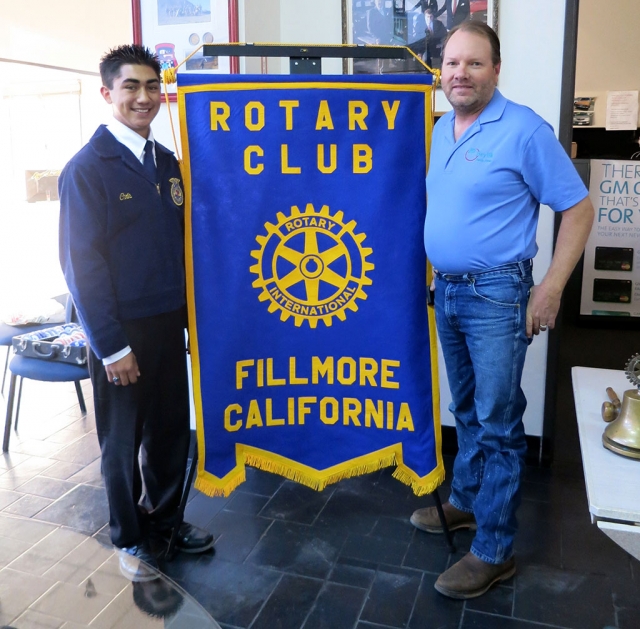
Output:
top-left (162, 522), bottom-right (215, 554)
top-left (118, 542), bottom-right (160, 582)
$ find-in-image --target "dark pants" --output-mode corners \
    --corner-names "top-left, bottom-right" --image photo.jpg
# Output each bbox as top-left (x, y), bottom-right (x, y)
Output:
top-left (89, 308), bottom-right (190, 549)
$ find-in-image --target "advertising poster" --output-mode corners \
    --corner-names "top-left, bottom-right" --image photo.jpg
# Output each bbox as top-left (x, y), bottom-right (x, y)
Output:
top-left (580, 159), bottom-right (640, 317)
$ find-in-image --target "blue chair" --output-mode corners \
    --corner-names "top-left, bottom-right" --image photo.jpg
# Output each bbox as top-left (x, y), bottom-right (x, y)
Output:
top-left (2, 299), bottom-right (90, 452)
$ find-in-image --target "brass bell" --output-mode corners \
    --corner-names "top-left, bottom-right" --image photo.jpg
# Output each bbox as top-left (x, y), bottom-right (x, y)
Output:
top-left (602, 388), bottom-right (640, 460)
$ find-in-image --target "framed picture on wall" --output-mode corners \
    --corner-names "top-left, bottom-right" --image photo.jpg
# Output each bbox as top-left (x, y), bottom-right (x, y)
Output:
top-left (343, 0), bottom-right (498, 74)
top-left (132, 0), bottom-right (239, 100)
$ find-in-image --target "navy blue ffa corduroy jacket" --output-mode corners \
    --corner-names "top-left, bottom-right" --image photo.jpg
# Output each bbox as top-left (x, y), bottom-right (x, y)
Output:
top-left (59, 125), bottom-right (186, 359)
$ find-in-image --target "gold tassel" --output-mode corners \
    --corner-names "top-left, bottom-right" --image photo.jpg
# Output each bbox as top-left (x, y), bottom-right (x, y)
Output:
top-left (392, 466), bottom-right (445, 496)
top-left (194, 470), bottom-right (245, 497)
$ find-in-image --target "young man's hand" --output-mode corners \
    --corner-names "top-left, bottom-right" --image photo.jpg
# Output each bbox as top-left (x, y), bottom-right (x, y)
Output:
top-left (105, 352), bottom-right (140, 386)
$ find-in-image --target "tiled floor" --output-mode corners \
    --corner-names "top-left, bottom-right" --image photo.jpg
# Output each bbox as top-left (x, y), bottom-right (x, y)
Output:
top-left (1, 345), bottom-right (639, 629)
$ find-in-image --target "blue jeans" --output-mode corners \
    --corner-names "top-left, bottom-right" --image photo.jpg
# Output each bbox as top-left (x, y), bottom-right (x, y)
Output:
top-left (434, 260), bottom-right (534, 564)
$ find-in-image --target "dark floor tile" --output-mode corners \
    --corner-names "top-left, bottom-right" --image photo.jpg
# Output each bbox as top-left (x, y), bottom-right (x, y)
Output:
top-left (247, 520), bottom-right (342, 579)
top-left (408, 572), bottom-right (464, 629)
top-left (466, 583), bottom-right (514, 617)
top-left (618, 605), bottom-right (640, 629)
top-left (402, 531), bottom-right (452, 573)
top-left (2, 494), bottom-right (52, 517)
top-left (238, 466), bottom-right (285, 496)
top-left (610, 561), bottom-right (640, 611)
top-left (184, 489), bottom-right (230, 528)
top-left (303, 582), bottom-right (367, 629)
top-left (519, 480), bottom-right (553, 504)
top-left (14, 476), bottom-right (77, 500)
top-left (561, 515), bottom-right (633, 577)
top-left (521, 465), bottom-right (553, 486)
top-left (514, 500), bottom-right (563, 568)
top-left (209, 509), bottom-right (272, 563)
top-left (50, 433), bottom-right (100, 465)
top-left (34, 484), bottom-right (109, 535)
top-left (316, 473), bottom-right (408, 536)
top-left (514, 564), bottom-right (615, 629)
top-left (370, 516), bottom-right (415, 542)
top-left (340, 532), bottom-right (410, 567)
top-left (251, 573), bottom-right (322, 629)
top-left (193, 560), bottom-right (282, 627)
top-left (223, 490), bottom-right (270, 516)
top-left (461, 611), bottom-right (552, 628)
top-left (328, 557), bottom-right (377, 589)
top-left (260, 481), bottom-right (333, 524)
top-left (162, 546), bottom-right (216, 583)
top-left (360, 566), bottom-right (422, 628)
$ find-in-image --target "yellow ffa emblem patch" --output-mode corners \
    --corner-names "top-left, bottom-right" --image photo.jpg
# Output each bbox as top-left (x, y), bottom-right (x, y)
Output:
top-left (250, 203), bottom-right (374, 328)
top-left (170, 178), bottom-right (184, 206)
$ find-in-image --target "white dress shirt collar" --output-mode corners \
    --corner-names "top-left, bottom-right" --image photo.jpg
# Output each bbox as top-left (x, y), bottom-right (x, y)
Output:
top-left (106, 118), bottom-right (155, 164)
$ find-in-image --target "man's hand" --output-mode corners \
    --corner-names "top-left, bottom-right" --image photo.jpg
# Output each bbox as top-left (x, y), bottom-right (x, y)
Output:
top-left (105, 352), bottom-right (140, 386)
top-left (526, 283), bottom-right (562, 337)
top-left (526, 196), bottom-right (594, 338)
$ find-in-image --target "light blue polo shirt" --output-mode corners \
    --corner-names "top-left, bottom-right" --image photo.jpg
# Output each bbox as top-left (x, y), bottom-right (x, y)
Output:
top-left (424, 89), bottom-right (587, 274)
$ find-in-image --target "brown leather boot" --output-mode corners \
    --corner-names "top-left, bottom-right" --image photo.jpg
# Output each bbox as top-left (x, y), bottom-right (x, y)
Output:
top-left (410, 501), bottom-right (476, 534)
top-left (434, 552), bottom-right (516, 599)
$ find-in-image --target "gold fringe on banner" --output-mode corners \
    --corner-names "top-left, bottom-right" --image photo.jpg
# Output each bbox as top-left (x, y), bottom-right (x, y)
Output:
top-left (195, 444), bottom-right (444, 497)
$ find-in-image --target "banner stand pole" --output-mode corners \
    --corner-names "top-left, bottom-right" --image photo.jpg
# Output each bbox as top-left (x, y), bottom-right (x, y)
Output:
top-left (166, 430), bottom-right (199, 561)
top-left (432, 488), bottom-right (456, 553)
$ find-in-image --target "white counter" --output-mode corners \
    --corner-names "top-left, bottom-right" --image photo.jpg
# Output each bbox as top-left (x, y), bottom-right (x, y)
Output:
top-left (571, 367), bottom-right (640, 560)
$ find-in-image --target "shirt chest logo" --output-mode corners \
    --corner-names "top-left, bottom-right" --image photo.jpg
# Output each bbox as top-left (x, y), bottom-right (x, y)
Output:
top-left (465, 148), bottom-right (494, 163)
top-left (119, 192), bottom-right (133, 200)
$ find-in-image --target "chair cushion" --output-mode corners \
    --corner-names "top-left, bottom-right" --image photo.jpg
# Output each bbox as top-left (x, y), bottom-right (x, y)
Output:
top-left (0, 323), bottom-right (54, 346)
top-left (10, 354), bottom-right (90, 382)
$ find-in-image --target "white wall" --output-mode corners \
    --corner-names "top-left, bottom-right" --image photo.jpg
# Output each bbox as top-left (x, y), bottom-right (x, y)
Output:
top-left (575, 0), bottom-right (640, 127)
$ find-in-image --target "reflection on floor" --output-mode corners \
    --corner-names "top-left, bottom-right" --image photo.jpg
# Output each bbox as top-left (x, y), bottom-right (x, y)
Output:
top-left (0, 367), bottom-right (638, 629)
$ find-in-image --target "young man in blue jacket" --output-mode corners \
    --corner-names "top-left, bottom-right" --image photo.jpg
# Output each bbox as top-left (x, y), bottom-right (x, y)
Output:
top-left (59, 45), bottom-right (213, 581)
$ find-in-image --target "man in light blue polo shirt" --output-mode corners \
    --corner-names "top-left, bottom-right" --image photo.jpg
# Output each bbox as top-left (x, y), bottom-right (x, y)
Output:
top-left (410, 21), bottom-right (594, 599)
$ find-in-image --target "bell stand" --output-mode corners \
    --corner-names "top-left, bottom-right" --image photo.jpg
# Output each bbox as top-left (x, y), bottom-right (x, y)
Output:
top-left (166, 44), bottom-right (454, 557)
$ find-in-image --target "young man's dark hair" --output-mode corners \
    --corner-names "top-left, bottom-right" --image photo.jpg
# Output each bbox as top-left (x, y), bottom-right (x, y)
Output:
top-left (99, 44), bottom-right (161, 89)
top-left (442, 20), bottom-right (501, 66)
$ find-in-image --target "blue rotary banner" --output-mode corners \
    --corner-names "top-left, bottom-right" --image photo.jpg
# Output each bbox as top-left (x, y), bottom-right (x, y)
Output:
top-left (177, 73), bottom-right (442, 496)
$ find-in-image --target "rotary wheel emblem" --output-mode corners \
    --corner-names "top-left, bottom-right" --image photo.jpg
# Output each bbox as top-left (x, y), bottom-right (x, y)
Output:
top-left (625, 353), bottom-right (640, 389)
top-left (250, 203), bottom-right (374, 328)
